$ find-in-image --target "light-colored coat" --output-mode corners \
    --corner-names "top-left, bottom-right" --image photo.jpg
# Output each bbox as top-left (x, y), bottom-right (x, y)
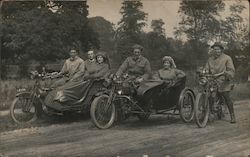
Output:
top-left (205, 53), bottom-right (235, 92)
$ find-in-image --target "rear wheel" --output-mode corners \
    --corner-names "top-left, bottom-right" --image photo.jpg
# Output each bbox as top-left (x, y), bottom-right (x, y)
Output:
top-left (10, 93), bottom-right (38, 124)
top-left (179, 88), bottom-right (195, 123)
top-left (90, 95), bottom-right (116, 129)
top-left (194, 93), bottom-right (209, 128)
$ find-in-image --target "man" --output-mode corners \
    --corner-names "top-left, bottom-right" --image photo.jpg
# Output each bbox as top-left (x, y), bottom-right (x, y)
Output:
top-left (205, 42), bottom-right (236, 123)
top-left (116, 44), bottom-right (151, 83)
top-left (52, 47), bottom-right (85, 88)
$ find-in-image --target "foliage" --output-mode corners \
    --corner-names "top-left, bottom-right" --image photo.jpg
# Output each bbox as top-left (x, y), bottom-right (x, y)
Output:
top-left (89, 16), bottom-right (115, 53)
top-left (115, 0), bottom-right (147, 59)
top-left (151, 19), bottom-right (165, 36)
top-left (176, 0), bottom-right (225, 42)
top-left (1, 1), bottom-right (100, 63)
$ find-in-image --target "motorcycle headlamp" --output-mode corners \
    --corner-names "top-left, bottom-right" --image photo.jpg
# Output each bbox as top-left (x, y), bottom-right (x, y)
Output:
top-left (117, 90), bottom-right (122, 95)
top-left (199, 78), bottom-right (207, 86)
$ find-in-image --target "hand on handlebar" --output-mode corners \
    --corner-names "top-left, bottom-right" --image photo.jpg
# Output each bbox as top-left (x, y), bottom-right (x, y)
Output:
top-left (135, 77), bottom-right (144, 83)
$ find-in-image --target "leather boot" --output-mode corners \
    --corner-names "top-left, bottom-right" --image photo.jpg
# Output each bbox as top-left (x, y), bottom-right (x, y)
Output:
top-left (230, 112), bottom-right (236, 123)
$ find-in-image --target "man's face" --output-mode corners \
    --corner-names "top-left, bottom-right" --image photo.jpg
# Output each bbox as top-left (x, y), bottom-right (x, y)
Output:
top-left (212, 46), bottom-right (222, 58)
top-left (69, 49), bottom-right (77, 60)
top-left (87, 51), bottom-right (95, 60)
top-left (132, 48), bottom-right (141, 60)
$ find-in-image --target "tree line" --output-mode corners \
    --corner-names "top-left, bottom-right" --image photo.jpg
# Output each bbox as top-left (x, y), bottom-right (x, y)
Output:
top-left (0, 0), bottom-right (249, 79)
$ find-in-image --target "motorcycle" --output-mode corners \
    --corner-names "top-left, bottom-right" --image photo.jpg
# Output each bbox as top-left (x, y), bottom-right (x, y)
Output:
top-left (194, 69), bottom-right (230, 128)
top-left (90, 75), bottom-right (195, 129)
top-left (10, 71), bottom-right (106, 124)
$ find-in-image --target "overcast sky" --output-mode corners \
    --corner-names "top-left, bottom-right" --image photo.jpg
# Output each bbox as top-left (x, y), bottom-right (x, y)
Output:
top-left (87, 0), bottom-right (249, 38)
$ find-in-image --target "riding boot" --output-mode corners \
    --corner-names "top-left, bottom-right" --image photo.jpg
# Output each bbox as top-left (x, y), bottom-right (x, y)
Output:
top-left (222, 92), bottom-right (236, 123)
top-left (227, 100), bottom-right (236, 123)
top-left (230, 112), bottom-right (236, 123)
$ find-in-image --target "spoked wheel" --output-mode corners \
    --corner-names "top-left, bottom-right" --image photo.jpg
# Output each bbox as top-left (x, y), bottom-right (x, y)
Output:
top-left (10, 93), bottom-right (38, 124)
top-left (194, 93), bottom-right (209, 128)
top-left (179, 88), bottom-right (195, 123)
top-left (90, 95), bottom-right (116, 129)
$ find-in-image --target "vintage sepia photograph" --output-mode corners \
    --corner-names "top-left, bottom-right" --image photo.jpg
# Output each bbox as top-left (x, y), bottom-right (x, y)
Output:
top-left (0, 0), bottom-right (249, 156)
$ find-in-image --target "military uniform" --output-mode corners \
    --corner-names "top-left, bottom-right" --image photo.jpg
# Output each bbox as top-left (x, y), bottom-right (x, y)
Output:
top-left (116, 56), bottom-right (151, 80)
top-left (205, 53), bottom-right (235, 92)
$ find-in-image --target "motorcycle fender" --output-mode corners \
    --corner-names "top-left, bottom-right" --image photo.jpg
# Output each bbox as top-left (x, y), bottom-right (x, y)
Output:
top-left (95, 91), bottom-right (109, 97)
top-left (16, 91), bottom-right (31, 98)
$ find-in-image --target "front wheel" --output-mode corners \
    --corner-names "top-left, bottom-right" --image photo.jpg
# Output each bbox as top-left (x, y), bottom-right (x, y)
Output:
top-left (179, 88), bottom-right (195, 123)
top-left (10, 93), bottom-right (38, 124)
top-left (194, 92), bottom-right (210, 128)
top-left (90, 95), bottom-right (116, 129)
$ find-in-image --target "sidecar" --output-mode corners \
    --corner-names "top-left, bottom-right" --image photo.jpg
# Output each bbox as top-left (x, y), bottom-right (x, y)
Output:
top-left (136, 76), bottom-right (195, 122)
top-left (43, 79), bottom-right (106, 115)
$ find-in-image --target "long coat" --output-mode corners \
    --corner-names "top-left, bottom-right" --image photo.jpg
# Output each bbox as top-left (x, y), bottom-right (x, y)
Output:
top-left (205, 53), bottom-right (235, 92)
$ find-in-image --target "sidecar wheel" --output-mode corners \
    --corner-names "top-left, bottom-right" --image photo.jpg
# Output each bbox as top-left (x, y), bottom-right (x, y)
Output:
top-left (90, 95), bottom-right (116, 129)
top-left (179, 88), bottom-right (195, 123)
top-left (10, 94), bottom-right (38, 124)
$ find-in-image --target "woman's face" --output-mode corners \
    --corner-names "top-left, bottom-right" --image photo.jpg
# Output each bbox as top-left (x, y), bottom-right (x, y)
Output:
top-left (163, 60), bottom-right (171, 69)
top-left (97, 56), bottom-right (104, 63)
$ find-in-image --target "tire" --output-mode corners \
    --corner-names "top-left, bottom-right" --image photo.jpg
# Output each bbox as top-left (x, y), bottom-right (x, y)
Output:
top-left (10, 93), bottom-right (38, 124)
top-left (194, 92), bottom-right (209, 128)
top-left (90, 95), bottom-right (116, 129)
top-left (179, 88), bottom-right (195, 123)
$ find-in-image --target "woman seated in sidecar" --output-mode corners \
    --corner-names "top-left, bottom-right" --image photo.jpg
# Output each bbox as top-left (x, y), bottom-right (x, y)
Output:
top-left (137, 56), bottom-right (187, 112)
top-left (45, 52), bottom-right (111, 111)
top-left (152, 56), bottom-right (185, 85)
top-left (137, 56), bottom-right (186, 96)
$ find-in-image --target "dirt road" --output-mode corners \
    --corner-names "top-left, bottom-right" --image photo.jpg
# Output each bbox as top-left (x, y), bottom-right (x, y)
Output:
top-left (1, 100), bottom-right (250, 157)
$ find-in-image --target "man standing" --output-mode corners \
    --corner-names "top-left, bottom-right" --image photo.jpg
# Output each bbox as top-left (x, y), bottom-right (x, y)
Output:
top-left (116, 44), bottom-right (151, 83)
top-left (205, 42), bottom-right (236, 123)
top-left (52, 47), bottom-right (85, 87)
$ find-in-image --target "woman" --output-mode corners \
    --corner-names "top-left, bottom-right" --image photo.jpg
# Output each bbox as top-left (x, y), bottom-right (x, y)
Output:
top-left (153, 56), bottom-right (185, 85)
top-left (53, 52), bottom-right (111, 105)
top-left (84, 52), bottom-right (111, 80)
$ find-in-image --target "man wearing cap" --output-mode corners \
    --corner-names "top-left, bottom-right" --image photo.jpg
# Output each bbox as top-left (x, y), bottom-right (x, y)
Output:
top-left (52, 47), bottom-right (85, 88)
top-left (116, 44), bottom-right (151, 83)
top-left (205, 42), bottom-right (236, 123)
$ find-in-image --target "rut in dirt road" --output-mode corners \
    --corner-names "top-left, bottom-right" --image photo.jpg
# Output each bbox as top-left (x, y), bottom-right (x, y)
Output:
top-left (0, 100), bottom-right (250, 157)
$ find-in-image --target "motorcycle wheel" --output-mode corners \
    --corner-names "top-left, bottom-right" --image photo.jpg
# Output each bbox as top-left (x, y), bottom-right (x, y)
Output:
top-left (179, 88), bottom-right (195, 123)
top-left (10, 93), bottom-right (38, 124)
top-left (90, 95), bottom-right (116, 129)
top-left (194, 92), bottom-right (209, 128)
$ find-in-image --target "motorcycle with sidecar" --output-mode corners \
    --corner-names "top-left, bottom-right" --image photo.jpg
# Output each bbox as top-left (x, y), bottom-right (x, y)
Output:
top-left (90, 75), bottom-right (195, 129)
top-left (10, 71), bottom-right (106, 124)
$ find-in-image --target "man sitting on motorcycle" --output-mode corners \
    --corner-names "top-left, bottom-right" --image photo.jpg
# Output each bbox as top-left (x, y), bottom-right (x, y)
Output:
top-left (51, 47), bottom-right (85, 88)
top-left (152, 56), bottom-right (185, 86)
top-left (116, 44), bottom-right (151, 83)
top-left (205, 42), bottom-right (236, 123)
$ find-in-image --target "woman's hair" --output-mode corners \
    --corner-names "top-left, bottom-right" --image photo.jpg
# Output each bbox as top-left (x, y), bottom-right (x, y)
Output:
top-left (96, 51), bottom-right (111, 69)
top-left (162, 56), bottom-right (176, 68)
